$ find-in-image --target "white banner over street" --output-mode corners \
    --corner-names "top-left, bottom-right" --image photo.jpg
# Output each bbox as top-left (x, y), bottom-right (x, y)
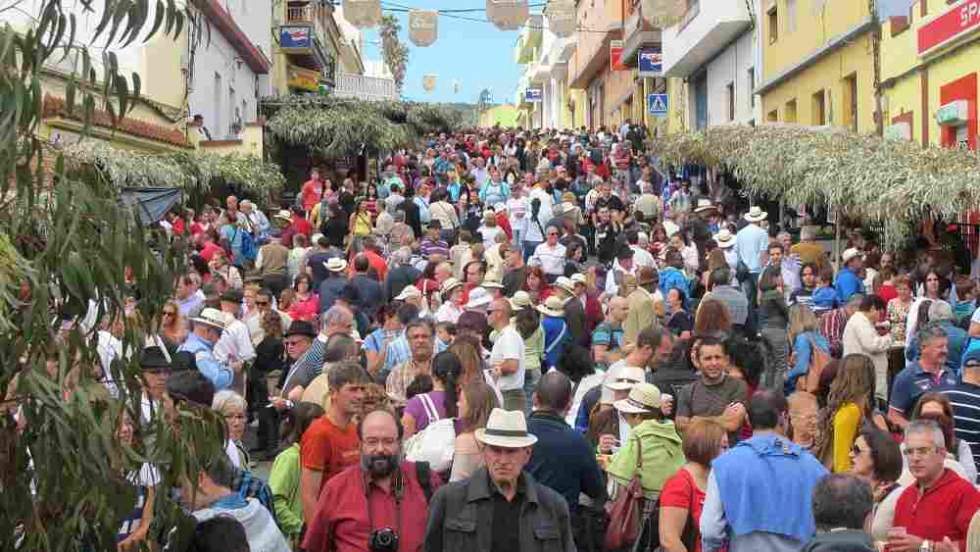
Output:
top-left (487, 0), bottom-right (530, 31)
top-left (409, 10), bottom-right (438, 47)
top-left (343, 0), bottom-right (382, 28)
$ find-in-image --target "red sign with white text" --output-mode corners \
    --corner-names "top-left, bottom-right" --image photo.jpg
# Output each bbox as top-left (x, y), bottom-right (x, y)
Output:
top-left (918, 0), bottom-right (980, 55)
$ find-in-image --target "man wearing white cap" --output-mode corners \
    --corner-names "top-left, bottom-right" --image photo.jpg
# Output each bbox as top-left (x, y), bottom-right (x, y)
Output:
top-left (835, 247), bottom-right (866, 303)
top-left (585, 365), bottom-right (646, 454)
top-left (735, 206), bottom-right (770, 311)
top-left (178, 308), bottom-right (234, 390)
top-left (425, 408), bottom-right (575, 552)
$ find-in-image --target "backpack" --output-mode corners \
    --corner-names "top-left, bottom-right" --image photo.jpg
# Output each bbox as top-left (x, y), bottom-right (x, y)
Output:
top-left (798, 333), bottom-right (831, 394)
top-left (239, 229), bottom-right (258, 262)
top-left (403, 394), bottom-right (457, 472)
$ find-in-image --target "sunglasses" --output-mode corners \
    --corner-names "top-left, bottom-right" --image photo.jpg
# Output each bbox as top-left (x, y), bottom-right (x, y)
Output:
top-left (162, 311), bottom-right (176, 316)
top-left (255, 301), bottom-right (270, 306)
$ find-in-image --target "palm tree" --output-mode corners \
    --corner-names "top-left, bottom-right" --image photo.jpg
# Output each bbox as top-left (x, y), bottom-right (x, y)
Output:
top-left (379, 14), bottom-right (409, 93)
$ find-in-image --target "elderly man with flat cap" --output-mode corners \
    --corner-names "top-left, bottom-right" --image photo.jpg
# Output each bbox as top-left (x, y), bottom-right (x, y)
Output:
top-left (425, 408), bottom-right (575, 552)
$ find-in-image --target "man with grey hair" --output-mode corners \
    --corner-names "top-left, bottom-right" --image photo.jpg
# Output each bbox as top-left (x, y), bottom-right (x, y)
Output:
top-left (791, 225), bottom-right (826, 266)
top-left (903, 300), bottom-right (968, 373)
top-left (888, 420), bottom-right (980, 552)
top-left (384, 246), bottom-right (421, 302)
top-left (802, 474), bottom-right (874, 552)
top-left (889, 323), bottom-right (957, 429)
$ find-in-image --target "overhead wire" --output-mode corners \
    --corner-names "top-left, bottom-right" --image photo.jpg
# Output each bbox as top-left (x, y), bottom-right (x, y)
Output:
top-left (376, 1), bottom-right (612, 33)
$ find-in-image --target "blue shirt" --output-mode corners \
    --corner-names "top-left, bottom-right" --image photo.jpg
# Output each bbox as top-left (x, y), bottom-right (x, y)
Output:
top-left (526, 411), bottom-right (606, 512)
top-left (905, 322), bottom-right (968, 376)
top-left (178, 333), bottom-right (233, 390)
top-left (889, 361), bottom-right (959, 415)
top-left (541, 316), bottom-right (569, 371)
top-left (734, 223), bottom-right (769, 274)
top-left (785, 331), bottom-right (830, 395)
top-left (834, 267), bottom-right (865, 303)
top-left (364, 328), bottom-right (410, 381)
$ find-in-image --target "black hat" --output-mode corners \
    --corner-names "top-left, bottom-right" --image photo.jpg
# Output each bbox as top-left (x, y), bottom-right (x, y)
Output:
top-left (285, 320), bottom-right (317, 339)
top-left (139, 346), bottom-right (172, 371)
top-left (220, 289), bottom-right (243, 304)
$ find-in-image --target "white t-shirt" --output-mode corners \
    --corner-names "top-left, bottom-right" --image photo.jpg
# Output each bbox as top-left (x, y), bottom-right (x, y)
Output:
top-left (479, 225), bottom-right (506, 250)
top-left (507, 197), bottom-right (529, 234)
top-left (491, 326), bottom-right (526, 391)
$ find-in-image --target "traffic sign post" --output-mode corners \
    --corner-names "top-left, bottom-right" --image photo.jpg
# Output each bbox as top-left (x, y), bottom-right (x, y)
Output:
top-left (647, 93), bottom-right (669, 117)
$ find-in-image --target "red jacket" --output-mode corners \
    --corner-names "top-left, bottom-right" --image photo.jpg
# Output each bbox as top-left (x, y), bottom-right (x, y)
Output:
top-left (891, 468), bottom-right (980, 551)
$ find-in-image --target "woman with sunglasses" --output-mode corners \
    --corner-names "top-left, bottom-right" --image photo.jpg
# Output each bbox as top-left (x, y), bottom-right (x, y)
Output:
top-left (814, 354), bottom-right (887, 472)
top-left (158, 300), bottom-right (187, 356)
top-left (848, 428), bottom-right (903, 544)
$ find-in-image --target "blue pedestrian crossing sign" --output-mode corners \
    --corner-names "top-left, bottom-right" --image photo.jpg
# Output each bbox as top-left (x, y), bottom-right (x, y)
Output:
top-left (647, 93), bottom-right (669, 117)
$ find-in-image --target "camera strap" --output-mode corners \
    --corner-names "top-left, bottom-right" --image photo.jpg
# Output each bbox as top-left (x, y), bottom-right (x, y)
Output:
top-left (364, 467), bottom-right (404, 544)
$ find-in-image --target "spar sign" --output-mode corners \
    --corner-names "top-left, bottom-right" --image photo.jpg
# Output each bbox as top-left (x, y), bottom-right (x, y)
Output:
top-left (918, 0), bottom-right (980, 56)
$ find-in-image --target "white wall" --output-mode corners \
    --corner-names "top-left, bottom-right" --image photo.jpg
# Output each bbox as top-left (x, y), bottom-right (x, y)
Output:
top-left (704, 29), bottom-right (756, 126)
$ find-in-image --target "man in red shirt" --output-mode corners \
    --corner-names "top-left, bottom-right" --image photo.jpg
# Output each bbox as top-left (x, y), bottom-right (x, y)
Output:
top-left (299, 362), bottom-right (370, 526)
top-left (303, 408), bottom-right (440, 552)
top-left (888, 419), bottom-right (980, 552)
top-left (301, 167), bottom-right (323, 214)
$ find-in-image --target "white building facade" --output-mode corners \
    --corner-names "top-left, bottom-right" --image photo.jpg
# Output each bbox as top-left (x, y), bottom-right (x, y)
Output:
top-left (661, 0), bottom-right (760, 129)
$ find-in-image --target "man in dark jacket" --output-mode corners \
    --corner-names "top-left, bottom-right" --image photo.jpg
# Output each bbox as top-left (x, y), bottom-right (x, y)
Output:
top-left (425, 408), bottom-right (575, 552)
top-left (801, 474), bottom-right (875, 552)
top-left (348, 254), bottom-right (383, 320)
top-left (526, 371), bottom-right (606, 552)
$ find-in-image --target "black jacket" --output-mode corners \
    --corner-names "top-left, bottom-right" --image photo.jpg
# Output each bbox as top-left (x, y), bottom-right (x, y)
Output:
top-left (800, 529), bottom-right (875, 552)
top-left (424, 468), bottom-right (575, 552)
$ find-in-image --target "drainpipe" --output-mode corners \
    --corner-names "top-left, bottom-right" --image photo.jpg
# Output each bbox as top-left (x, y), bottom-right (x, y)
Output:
top-left (870, 0), bottom-right (884, 137)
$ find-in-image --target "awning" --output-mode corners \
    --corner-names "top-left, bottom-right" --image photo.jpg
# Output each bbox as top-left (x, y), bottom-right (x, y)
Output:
top-left (120, 187), bottom-right (183, 226)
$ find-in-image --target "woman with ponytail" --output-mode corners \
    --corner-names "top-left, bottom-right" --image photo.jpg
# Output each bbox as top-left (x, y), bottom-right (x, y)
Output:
top-left (401, 350), bottom-right (462, 437)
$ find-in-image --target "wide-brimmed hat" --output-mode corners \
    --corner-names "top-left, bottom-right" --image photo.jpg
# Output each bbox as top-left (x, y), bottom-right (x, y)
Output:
top-left (482, 278), bottom-right (505, 290)
top-left (440, 277), bottom-right (464, 296)
top-left (561, 191), bottom-right (577, 203)
top-left (613, 383), bottom-right (663, 414)
top-left (570, 273), bottom-right (588, 287)
top-left (325, 258), bottom-right (348, 272)
top-left (139, 346), bottom-right (172, 371)
top-left (714, 229), bottom-right (736, 249)
top-left (694, 199), bottom-right (718, 214)
top-left (536, 295), bottom-right (566, 317)
top-left (604, 365), bottom-right (646, 391)
top-left (274, 209), bottom-right (292, 222)
top-left (744, 206), bottom-right (767, 222)
top-left (510, 290), bottom-right (533, 310)
top-left (285, 320), bottom-right (317, 339)
top-left (474, 408), bottom-right (538, 448)
top-left (465, 287), bottom-right (493, 310)
top-left (554, 276), bottom-right (576, 295)
top-left (842, 248), bottom-right (863, 264)
top-left (190, 308), bottom-right (228, 331)
top-left (219, 289), bottom-right (243, 304)
top-left (394, 285), bottom-right (422, 301)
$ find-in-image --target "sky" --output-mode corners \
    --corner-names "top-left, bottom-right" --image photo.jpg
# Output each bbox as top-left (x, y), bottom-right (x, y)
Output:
top-left (359, 0), bottom-right (535, 104)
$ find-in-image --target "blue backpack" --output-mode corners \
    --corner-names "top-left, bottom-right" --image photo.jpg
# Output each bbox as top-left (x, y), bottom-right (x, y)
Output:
top-left (238, 227), bottom-right (258, 262)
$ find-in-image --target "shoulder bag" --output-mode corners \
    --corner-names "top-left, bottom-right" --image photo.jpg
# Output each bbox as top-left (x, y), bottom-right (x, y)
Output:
top-left (604, 437), bottom-right (645, 550)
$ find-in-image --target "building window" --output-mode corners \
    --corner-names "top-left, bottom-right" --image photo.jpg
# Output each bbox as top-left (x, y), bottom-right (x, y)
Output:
top-left (785, 99), bottom-right (797, 123)
top-left (812, 90), bottom-right (826, 125)
top-left (768, 5), bottom-right (778, 44)
top-left (843, 74), bottom-right (858, 132)
top-left (767, 109), bottom-right (778, 122)
top-left (727, 82), bottom-right (735, 121)
top-left (747, 68), bottom-right (755, 108)
top-left (786, 0), bottom-right (797, 33)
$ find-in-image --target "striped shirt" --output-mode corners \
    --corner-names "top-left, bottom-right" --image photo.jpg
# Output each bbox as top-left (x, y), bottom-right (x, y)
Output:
top-left (940, 382), bottom-right (980, 471)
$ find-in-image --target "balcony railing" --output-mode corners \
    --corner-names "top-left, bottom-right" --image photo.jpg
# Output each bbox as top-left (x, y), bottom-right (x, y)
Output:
top-left (286, 5), bottom-right (316, 23)
top-left (333, 73), bottom-right (398, 101)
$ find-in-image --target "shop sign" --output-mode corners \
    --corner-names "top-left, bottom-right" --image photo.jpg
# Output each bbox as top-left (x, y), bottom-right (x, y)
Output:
top-left (280, 25), bottom-right (312, 50)
top-left (638, 47), bottom-right (663, 77)
top-left (525, 88), bottom-right (543, 102)
top-left (287, 65), bottom-right (320, 92)
top-left (610, 40), bottom-right (627, 71)
top-left (884, 122), bottom-right (912, 141)
top-left (918, 0), bottom-right (980, 56)
top-left (936, 100), bottom-right (970, 126)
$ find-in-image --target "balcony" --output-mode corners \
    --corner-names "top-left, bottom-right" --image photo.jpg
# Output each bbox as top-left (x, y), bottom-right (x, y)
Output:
top-left (661, 0), bottom-right (751, 78)
top-left (285, 2), bottom-right (330, 42)
top-left (333, 73), bottom-right (398, 101)
top-left (620, 1), bottom-right (662, 67)
top-left (514, 15), bottom-right (544, 64)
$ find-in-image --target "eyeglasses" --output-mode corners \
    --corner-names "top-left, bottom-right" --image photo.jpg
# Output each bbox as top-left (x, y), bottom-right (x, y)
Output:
top-left (903, 446), bottom-right (938, 458)
top-left (255, 301), bottom-right (270, 306)
top-left (547, 232), bottom-right (559, 236)
top-left (162, 311), bottom-right (176, 316)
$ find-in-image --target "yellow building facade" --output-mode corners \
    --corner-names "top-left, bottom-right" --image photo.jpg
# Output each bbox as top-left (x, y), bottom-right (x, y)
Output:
top-left (881, 0), bottom-right (980, 150)
top-left (757, 0), bottom-right (877, 133)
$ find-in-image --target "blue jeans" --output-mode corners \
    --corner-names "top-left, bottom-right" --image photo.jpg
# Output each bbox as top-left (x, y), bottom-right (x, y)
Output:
top-left (522, 368), bottom-right (541, 415)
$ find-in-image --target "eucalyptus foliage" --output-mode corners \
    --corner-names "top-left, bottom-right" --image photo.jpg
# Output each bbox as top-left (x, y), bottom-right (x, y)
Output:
top-left (653, 125), bottom-right (980, 246)
top-left (1, 2), bottom-right (226, 550)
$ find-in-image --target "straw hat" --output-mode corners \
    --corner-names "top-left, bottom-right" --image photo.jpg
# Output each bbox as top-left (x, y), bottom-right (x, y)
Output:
top-left (536, 295), bottom-right (566, 317)
top-left (440, 277), bottom-right (464, 296)
top-left (554, 276), bottom-right (576, 295)
top-left (325, 257), bottom-right (348, 272)
top-left (474, 408), bottom-right (538, 448)
top-left (482, 278), bottom-right (505, 290)
top-left (613, 383), bottom-right (663, 414)
top-left (394, 285), bottom-right (422, 301)
top-left (274, 209), bottom-right (292, 222)
top-left (604, 364), bottom-right (646, 391)
top-left (842, 247), bottom-right (863, 264)
top-left (693, 199), bottom-right (718, 214)
top-left (744, 206), bottom-right (767, 222)
top-left (570, 274), bottom-right (588, 288)
top-left (190, 307), bottom-right (229, 331)
top-left (510, 290), bottom-right (533, 310)
top-left (465, 287), bottom-right (493, 310)
top-left (714, 229), bottom-right (736, 249)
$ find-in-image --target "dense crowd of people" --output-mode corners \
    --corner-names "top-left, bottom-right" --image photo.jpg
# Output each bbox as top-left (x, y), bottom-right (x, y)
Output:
top-left (39, 124), bottom-right (980, 551)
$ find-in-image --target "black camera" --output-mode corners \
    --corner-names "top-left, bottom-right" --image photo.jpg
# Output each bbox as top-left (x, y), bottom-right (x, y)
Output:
top-left (369, 527), bottom-right (399, 552)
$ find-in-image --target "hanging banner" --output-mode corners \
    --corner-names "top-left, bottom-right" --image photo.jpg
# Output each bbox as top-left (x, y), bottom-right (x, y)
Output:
top-left (545, 0), bottom-right (576, 37)
top-left (343, 0), bottom-right (382, 29)
top-left (409, 10), bottom-right (438, 47)
top-left (610, 40), bottom-right (627, 71)
top-left (487, 0), bottom-right (529, 31)
top-left (423, 74), bottom-right (438, 92)
top-left (638, 47), bottom-right (662, 77)
top-left (525, 88), bottom-right (543, 102)
top-left (452, 80), bottom-right (460, 94)
top-left (640, 0), bottom-right (687, 28)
